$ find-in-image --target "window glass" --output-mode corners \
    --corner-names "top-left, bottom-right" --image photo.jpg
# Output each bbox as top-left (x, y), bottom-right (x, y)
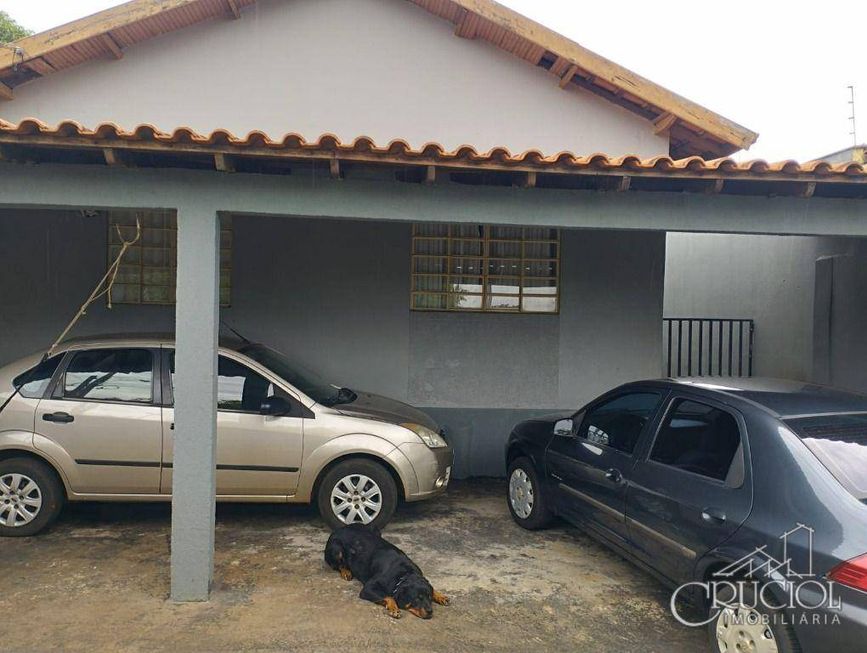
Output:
top-left (108, 210), bottom-right (232, 307)
top-left (63, 349), bottom-right (153, 403)
top-left (577, 392), bottom-right (662, 454)
top-left (651, 399), bottom-right (741, 482)
top-left (170, 353), bottom-right (275, 412)
top-left (785, 414), bottom-right (867, 500)
top-left (411, 223), bottom-right (560, 313)
top-left (12, 355), bottom-right (63, 399)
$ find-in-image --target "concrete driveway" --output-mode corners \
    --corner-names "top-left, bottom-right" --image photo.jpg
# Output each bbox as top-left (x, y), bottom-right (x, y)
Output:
top-left (2, 480), bottom-right (705, 652)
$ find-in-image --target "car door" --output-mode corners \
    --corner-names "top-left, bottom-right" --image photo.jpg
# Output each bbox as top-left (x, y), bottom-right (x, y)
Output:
top-left (546, 389), bottom-right (667, 545)
top-left (625, 394), bottom-right (753, 584)
top-left (160, 350), bottom-right (305, 496)
top-left (33, 347), bottom-right (163, 494)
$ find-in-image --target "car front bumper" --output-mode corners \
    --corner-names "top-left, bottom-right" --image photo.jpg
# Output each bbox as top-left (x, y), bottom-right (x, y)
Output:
top-left (398, 441), bottom-right (454, 502)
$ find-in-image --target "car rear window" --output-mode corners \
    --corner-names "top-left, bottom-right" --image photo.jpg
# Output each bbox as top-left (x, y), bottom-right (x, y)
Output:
top-left (785, 414), bottom-right (867, 500)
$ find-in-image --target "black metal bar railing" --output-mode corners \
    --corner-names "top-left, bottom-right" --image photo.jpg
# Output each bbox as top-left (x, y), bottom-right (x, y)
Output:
top-left (663, 318), bottom-right (754, 378)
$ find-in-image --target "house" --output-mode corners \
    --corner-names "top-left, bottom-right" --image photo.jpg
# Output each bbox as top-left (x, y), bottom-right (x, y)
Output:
top-left (1, 0), bottom-right (866, 601)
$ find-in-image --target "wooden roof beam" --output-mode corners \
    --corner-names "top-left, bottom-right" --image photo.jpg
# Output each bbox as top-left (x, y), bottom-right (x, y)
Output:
top-left (330, 157), bottom-right (342, 180)
top-left (0, 82), bottom-right (12, 101)
top-left (654, 112), bottom-right (678, 136)
top-left (0, 0), bottom-right (204, 70)
top-left (559, 64), bottom-right (579, 89)
top-left (225, 0), bottom-right (242, 19)
top-left (454, 9), bottom-right (476, 39)
top-left (447, 0), bottom-right (758, 151)
top-left (25, 57), bottom-right (56, 77)
top-left (214, 152), bottom-right (234, 172)
top-left (102, 147), bottom-right (127, 166)
top-left (101, 33), bottom-right (124, 60)
top-left (425, 165), bottom-right (437, 185)
top-left (705, 179), bottom-right (725, 194)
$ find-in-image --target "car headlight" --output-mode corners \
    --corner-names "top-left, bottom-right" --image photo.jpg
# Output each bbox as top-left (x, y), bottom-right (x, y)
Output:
top-left (401, 422), bottom-right (448, 449)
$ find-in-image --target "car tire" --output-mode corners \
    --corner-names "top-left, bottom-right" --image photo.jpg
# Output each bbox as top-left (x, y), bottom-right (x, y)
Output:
top-left (706, 582), bottom-right (800, 653)
top-left (317, 459), bottom-right (398, 531)
top-left (507, 457), bottom-right (553, 530)
top-left (0, 457), bottom-right (64, 537)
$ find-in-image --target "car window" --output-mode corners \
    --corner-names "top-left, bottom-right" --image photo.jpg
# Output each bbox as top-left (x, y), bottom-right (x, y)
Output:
top-left (650, 399), bottom-right (742, 483)
top-left (577, 392), bottom-right (662, 454)
top-left (63, 349), bottom-right (153, 404)
top-left (170, 353), bottom-right (276, 413)
top-left (785, 413), bottom-right (867, 501)
top-left (12, 355), bottom-right (63, 399)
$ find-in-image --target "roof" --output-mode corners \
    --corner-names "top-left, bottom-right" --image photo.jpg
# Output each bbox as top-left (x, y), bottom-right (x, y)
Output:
top-left (0, 0), bottom-right (757, 159)
top-left (0, 118), bottom-right (864, 200)
top-left (673, 377), bottom-right (867, 418)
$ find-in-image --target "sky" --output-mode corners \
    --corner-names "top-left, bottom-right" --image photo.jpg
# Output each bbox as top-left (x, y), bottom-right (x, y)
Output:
top-left (1, 0), bottom-right (865, 162)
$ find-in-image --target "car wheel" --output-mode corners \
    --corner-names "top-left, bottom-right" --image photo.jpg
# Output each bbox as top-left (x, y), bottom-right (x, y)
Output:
top-left (317, 459), bottom-right (398, 531)
top-left (0, 457), bottom-right (64, 537)
top-left (707, 582), bottom-right (800, 653)
top-left (507, 457), bottom-right (553, 530)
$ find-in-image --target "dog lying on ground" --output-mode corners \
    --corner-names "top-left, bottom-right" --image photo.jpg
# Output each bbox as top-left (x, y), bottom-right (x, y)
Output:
top-left (325, 523), bottom-right (450, 619)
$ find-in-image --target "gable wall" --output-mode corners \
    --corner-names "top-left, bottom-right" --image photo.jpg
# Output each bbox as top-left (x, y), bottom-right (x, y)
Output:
top-left (1, 0), bottom-right (669, 157)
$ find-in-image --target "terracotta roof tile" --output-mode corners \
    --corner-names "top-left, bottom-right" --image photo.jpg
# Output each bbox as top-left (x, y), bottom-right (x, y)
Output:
top-left (0, 118), bottom-right (862, 183)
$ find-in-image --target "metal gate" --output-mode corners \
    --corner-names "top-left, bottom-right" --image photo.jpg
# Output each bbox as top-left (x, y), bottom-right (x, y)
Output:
top-left (664, 318), bottom-right (754, 378)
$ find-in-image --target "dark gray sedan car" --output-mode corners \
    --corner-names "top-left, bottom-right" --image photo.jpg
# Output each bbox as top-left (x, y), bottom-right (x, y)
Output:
top-left (505, 377), bottom-right (867, 653)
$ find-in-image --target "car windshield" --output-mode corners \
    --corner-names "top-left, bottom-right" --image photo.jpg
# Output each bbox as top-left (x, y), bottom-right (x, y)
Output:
top-left (785, 413), bottom-right (867, 501)
top-left (238, 344), bottom-right (352, 406)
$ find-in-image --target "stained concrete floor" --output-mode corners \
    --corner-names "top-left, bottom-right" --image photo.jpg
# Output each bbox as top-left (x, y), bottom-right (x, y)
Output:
top-left (2, 480), bottom-right (706, 653)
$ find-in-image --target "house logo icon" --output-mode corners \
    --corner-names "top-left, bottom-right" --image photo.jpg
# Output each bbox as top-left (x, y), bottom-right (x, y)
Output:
top-left (715, 523), bottom-right (815, 580)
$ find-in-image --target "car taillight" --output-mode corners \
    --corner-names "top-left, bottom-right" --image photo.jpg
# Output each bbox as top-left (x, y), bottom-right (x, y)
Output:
top-left (828, 554), bottom-right (867, 591)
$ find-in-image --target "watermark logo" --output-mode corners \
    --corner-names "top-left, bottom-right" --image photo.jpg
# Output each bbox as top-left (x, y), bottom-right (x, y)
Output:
top-left (670, 523), bottom-right (843, 628)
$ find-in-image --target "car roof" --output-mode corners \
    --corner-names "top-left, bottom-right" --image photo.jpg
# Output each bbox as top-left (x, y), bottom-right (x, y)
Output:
top-left (52, 332), bottom-right (246, 352)
top-left (649, 377), bottom-right (867, 418)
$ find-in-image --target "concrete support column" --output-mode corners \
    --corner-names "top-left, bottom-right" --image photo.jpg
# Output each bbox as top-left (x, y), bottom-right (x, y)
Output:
top-left (170, 206), bottom-right (220, 601)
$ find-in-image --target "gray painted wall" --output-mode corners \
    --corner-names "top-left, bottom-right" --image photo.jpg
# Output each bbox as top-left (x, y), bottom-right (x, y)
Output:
top-left (0, 0), bottom-right (669, 158)
top-left (0, 209), bottom-right (665, 477)
top-left (812, 240), bottom-right (867, 394)
top-left (665, 232), bottom-right (858, 382)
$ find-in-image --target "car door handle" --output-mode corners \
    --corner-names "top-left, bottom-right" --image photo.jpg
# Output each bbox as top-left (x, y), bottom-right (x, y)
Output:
top-left (42, 412), bottom-right (74, 424)
top-left (605, 468), bottom-right (623, 484)
top-left (702, 508), bottom-right (727, 524)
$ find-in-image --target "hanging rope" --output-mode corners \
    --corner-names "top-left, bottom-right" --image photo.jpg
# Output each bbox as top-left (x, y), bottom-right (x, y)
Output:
top-left (46, 216), bottom-right (142, 359)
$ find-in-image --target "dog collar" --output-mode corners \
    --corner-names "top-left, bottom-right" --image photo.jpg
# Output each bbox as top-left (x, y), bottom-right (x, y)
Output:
top-left (393, 574), bottom-right (410, 592)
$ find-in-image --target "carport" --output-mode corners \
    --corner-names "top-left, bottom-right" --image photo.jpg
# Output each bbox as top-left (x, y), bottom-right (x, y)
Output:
top-left (1, 122), bottom-right (867, 601)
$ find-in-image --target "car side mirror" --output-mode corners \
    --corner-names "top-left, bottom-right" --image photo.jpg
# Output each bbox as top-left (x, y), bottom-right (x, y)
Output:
top-left (554, 418), bottom-right (575, 437)
top-left (260, 396), bottom-right (293, 417)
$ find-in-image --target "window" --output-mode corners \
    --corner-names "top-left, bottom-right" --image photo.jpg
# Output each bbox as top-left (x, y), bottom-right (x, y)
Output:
top-left (578, 392), bottom-right (662, 454)
top-left (786, 414), bottom-right (867, 500)
top-left (169, 353), bottom-right (276, 413)
top-left (411, 223), bottom-right (559, 313)
top-left (108, 210), bottom-right (232, 306)
top-left (12, 355), bottom-right (63, 399)
top-left (63, 349), bottom-right (153, 404)
top-left (651, 399), bottom-right (742, 483)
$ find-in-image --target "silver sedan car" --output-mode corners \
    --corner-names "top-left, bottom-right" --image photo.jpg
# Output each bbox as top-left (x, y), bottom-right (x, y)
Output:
top-left (0, 335), bottom-right (453, 536)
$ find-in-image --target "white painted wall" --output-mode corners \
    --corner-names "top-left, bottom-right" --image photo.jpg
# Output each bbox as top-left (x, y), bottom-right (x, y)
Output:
top-left (0, 0), bottom-right (668, 157)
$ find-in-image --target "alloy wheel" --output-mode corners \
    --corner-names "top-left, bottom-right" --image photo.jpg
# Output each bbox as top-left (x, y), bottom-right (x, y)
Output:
top-left (331, 474), bottom-right (382, 525)
top-left (0, 473), bottom-right (42, 528)
top-left (509, 468), bottom-right (534, 519)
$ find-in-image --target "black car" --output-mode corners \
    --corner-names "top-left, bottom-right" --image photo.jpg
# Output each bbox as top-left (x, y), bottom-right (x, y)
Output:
top-left (505, 377), bottom-right (867, 653)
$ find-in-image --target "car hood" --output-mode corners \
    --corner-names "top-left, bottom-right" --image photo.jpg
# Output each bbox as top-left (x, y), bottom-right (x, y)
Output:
top-left (334, 391), bottom-right (440, 432)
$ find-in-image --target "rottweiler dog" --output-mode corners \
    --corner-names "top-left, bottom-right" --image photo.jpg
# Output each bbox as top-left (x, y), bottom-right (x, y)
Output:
top-left (325, 524), bottom-right (450, 619)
